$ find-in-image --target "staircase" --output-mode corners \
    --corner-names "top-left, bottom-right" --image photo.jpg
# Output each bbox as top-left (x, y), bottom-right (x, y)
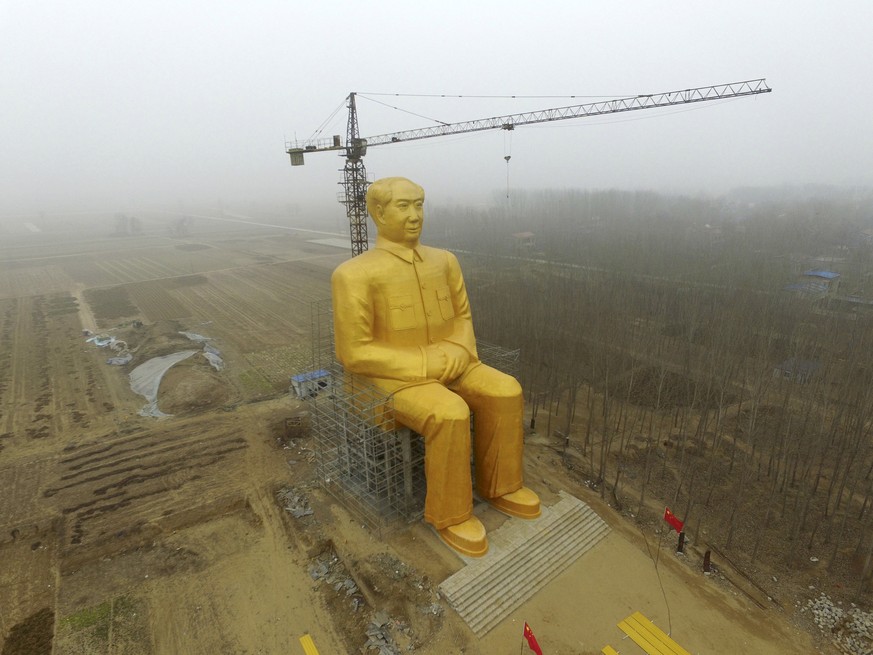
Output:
top-left (438, 491), bottom-right (610, 636)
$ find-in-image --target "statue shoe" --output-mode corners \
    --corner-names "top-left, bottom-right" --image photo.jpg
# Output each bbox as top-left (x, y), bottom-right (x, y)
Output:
top-left (488, 487), bottom-right (541, 519)
top-left (438, 516), bottom-right (488, 557)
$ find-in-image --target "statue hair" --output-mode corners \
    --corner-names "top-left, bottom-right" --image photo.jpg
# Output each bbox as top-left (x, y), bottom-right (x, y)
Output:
top-left (366, 177), bottom-right (425, 219)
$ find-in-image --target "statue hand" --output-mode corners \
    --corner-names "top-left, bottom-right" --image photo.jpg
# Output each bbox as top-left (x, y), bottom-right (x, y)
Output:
top-left (436, 342), bottom-right (470, 384)
top-left (425, 345), bottom-right (448, 380)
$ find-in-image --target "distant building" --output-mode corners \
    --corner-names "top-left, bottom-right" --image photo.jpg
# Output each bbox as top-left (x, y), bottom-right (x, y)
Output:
top-left (773, 358), bottom-right (820, 384)
top-left (803, 269), bottom-right (841, 288)
top-left (783, 270), bottom-right (840, 297)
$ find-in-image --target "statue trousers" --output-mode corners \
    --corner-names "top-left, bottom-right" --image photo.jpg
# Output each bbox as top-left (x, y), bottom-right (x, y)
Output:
top-left (391, 363), bottom-right (524, 530)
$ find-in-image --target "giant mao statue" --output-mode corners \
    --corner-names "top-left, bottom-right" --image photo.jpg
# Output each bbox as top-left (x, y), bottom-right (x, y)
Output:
top-left (331, 177), bottom-right (539, 557)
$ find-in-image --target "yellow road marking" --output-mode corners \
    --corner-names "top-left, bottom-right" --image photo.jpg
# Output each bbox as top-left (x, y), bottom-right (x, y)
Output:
top-left (299, 633), bottom-right (320, 655)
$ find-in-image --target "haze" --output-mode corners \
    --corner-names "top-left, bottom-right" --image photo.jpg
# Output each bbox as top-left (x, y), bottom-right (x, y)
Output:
top-left (2, 1), bottom-right (872, 218)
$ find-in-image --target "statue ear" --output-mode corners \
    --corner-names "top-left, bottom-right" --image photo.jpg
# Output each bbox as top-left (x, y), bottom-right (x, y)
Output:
top-left (373, 204), bottom-right (385, 224)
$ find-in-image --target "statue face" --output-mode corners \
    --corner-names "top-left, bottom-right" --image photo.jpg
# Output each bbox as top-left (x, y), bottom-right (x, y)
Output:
top-left (375, 180), bottom-right (424, 247)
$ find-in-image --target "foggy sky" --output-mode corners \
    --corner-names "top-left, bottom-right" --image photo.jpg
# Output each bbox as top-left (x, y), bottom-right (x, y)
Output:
top-left (2, 1), bottom-right (872, 216)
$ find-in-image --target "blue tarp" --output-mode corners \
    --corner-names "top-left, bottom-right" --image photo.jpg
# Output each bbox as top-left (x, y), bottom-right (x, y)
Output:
top-left (291, 369), bottom-right (329, 383)
top-left (803, 270), bottom-right (840, 280)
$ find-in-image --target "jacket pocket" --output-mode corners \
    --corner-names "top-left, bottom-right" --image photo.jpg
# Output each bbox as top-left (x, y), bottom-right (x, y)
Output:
top-left (389, 294), bottom-right (416, 330)
top-left (436, 286), bottom-right (455, 320)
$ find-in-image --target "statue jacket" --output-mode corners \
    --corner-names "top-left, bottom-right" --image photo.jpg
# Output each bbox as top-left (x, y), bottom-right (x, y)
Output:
top-left (331, 235), bottom-right (480, 394)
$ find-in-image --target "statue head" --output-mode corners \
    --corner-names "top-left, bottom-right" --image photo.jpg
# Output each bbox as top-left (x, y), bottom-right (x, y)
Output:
top-left (366, 177), bottom-right (425, 247)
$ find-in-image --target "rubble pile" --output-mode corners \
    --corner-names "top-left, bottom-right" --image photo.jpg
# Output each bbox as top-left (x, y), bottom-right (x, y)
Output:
top-left (308, 551), bottom-right (362, 608)
top-left (309, 554), bottom-right (359, 597)
top-left (308, 552), bottom-right (410, 653)
top-left (363, 611), bottom-right (408, 655)
top-left (277, 487), bottom-right (313, 519)
top-left (369, 553), bottom-right (434, 596)
top-left (282, 438), bottom-right (315, 463)
top-left (803, 593), bottom-right (873, 655)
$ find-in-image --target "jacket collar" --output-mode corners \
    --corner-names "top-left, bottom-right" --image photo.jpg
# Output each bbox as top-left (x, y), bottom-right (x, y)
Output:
top-left (375, 235), bottom-right (422, 263)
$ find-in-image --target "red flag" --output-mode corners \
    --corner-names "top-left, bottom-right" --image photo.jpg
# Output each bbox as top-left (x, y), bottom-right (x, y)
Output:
top-left (664, 507), bottom-right (684, 533)
top-left (523, 622), bottom-right (543, 655)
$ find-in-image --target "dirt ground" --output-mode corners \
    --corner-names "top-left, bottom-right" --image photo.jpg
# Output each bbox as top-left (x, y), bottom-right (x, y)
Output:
top-left (0, 214), bottom-right (844, 654)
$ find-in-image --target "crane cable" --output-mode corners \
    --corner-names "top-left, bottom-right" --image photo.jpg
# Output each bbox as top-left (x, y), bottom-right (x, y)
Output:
top-left (503, 129), bottom-right (513, 199)
top-left (306, 96), bottom-right (349, 143)
top-left (357, 94), bottom-right (450, 127)
top-left (354, 90), bottom-right (727, 200)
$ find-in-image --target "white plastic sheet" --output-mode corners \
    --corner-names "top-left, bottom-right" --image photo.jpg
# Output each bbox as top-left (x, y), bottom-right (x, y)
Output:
top-left (130, 350), bottom-right (197, 417)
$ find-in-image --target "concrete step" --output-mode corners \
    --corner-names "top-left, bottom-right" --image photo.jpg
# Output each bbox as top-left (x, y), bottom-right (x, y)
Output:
top-left (460, 514), bottom-right (608, 634)
top-left (462, 520), bottom-right (608, 633)
top-left (439, 491), bottom-right (610, 636)
top-left (443, 497), bottom-right (610, 634)
top-left (447, 506), bottom-right (596, 611)
top-left (440, 494), bottom-right (592, 606)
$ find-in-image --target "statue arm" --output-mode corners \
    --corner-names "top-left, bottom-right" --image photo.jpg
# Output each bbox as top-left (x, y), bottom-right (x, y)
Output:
top-left (441, 251), bottom-right (479, 361)
top-left (331, 265), bottom-right (427, 381)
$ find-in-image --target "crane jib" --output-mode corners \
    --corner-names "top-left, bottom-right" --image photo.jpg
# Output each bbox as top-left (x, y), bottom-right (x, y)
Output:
top-left (286, 79), bottom-right (771, 155)
top-left (366, 79), bottom-right (771, 146)
top-left (285, 78), bottom-right (771, 256)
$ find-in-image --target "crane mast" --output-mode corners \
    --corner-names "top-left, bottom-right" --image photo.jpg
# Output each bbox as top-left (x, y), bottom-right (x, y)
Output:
top-left (341, 93), bottom-right (370, 256)
top-left (287, 79), bottom-right (771, 255)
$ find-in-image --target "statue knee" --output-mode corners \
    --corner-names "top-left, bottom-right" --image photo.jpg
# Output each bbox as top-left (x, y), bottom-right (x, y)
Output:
top-left (420, 393), bottom-right (471, 434)
top-left (489, 374), bottom-right (522, 400)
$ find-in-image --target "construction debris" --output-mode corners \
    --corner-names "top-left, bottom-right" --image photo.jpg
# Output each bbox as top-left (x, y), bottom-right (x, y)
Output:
top-left (363, 610), bottom-right (406, 654)
top-left (802, 592), bottom-right (873, 655)
top-left (277, 487), bottom-right (313, 519)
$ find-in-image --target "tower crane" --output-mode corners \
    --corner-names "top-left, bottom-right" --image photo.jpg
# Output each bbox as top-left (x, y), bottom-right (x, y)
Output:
top-left (286, 79), bottom-right (771, 256)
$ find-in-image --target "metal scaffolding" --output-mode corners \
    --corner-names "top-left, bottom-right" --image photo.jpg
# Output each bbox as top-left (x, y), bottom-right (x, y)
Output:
top-left (309, 299), bottom-right (425, 533)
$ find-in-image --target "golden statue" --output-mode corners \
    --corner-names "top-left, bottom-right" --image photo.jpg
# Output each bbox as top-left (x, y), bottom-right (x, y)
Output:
top-left (331, 177), bottom-right (540, 557)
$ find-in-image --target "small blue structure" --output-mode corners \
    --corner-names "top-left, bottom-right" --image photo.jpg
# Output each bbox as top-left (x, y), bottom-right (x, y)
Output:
top-left (784, 270), bottom-right (841, 297)
top-left (291, 369), bottom-right (331, 398)
top-left (804, 270), bottom-right (840, 293)
top-left (783, 281), bottom-right (828, 296)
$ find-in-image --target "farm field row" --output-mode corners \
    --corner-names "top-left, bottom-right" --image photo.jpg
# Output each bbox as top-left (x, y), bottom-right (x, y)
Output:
top-left (1, 230), bottom-right (343, 296)
top-left (0, 264), bottom-right (76, 300)
top-left (60, 246), bottom-right (264, 288)
top-left (44, 414), bottom-right (250, 557)
top-left (164, 256), bottom-right (342, 389)
top-left (69, 249), bottom-right (344, 396)
top-left (1, 393), bottom-right (319, 655)
top-left (0, 295), bottom-right (128, 457)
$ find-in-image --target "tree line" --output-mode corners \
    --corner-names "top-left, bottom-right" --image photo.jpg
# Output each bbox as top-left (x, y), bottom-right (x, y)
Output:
top-left (431, 186), bottom-right (873, 598)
